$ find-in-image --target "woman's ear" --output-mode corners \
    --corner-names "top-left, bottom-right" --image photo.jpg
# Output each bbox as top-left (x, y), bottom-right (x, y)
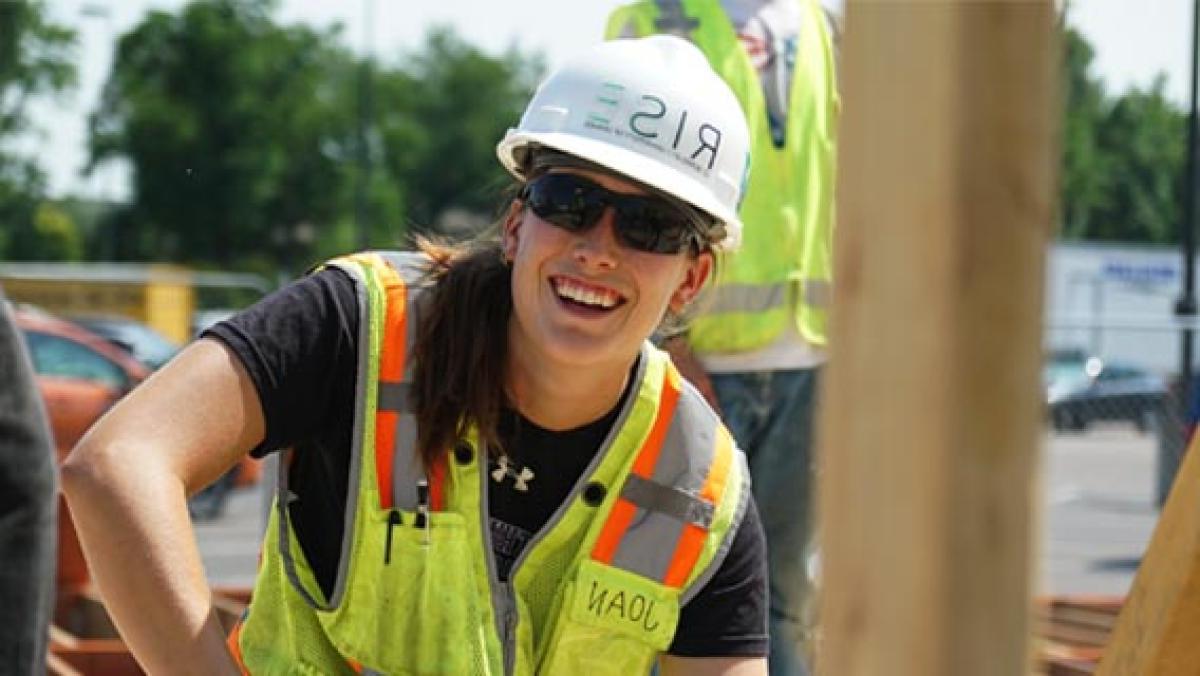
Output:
top-left (669, 251), bottom-right (714, 314)
top-left (501, 199), bottom-right (524, 263)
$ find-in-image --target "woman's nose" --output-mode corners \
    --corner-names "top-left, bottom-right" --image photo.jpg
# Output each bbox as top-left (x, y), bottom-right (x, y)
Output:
top-left (573, 208), bottom-right (621, 268)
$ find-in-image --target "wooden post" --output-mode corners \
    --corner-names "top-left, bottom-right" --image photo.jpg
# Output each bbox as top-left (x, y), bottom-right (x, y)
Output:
top-left (1097, 433), bottom-right (1200, 675)
top-left (817, 3), bottom-right (1057, 675)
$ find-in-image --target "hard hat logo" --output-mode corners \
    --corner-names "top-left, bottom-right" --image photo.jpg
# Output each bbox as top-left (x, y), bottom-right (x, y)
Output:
top-left (584, 85), bottom-right (725, 179)
top-left (625, 96), bottom-right (722, 174)
top-left (585, 82), bottom-right (625, 129)
top-left (496, 36), bottom-right (751, 251)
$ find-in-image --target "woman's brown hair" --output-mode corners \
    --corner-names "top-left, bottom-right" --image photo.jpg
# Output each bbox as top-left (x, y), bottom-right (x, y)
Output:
top-left (410, 231), bottom-right (513, 468)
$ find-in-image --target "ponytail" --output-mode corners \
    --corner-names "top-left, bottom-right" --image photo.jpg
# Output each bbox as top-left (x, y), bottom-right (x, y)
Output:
top-left (411, 234), bottom-right (512, 467)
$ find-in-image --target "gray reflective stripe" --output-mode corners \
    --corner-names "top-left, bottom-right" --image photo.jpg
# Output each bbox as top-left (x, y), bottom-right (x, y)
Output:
top-left (621, 474), bottom-right (714, 529)
top-left (680, 450), bottom-right (751, 606)
top-left (275, 450), bottom-right (327, 610)
top-left (609, 375), bottom-right (721, 583)
top-left (706, 283), bottom-right (788, 315)
top-left (389, 412), bottom-right (422, 512)
top-left (705, 279), bottom-right (832, 315)
top-left (377, 250), bottom-right (429, 284)
top-left (403, 289), bottom-right (419, 383)
top-left (362, 669), bottom-right (385, 676)
top-left (804, 278), bottom-right (832, 309)
top-left (377, 381), bottom-right (411, 413)
top-left (653, 0), bottom-right (698, 34)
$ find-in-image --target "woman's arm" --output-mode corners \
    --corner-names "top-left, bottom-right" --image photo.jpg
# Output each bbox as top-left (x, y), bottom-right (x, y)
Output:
top-left (660, 655), bottom-right (768, 675)
top-left (62, 338), bottom-right (265, 675)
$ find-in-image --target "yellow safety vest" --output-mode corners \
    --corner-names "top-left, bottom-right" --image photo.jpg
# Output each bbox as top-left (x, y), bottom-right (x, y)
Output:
top-left (607, 0), bottom-right (838, 351)
top-left (228, 252), bottom-right (751, 675)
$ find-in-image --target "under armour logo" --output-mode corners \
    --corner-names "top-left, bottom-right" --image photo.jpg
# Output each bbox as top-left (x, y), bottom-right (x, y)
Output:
top-left (491, 455), bottom-right (535, 492)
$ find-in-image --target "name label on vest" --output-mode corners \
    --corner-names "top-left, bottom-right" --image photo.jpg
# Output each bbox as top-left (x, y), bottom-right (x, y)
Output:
top-left (568, 559), bottom-right (679, 650)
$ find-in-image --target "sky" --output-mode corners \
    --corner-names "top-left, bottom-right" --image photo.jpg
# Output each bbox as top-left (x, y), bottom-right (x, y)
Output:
top-left (20, 0), bottom-right (1198, 202)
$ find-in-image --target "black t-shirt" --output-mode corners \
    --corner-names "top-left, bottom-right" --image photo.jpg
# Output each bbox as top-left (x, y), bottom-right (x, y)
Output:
top-left (205, 267), bottom-right (768, 658)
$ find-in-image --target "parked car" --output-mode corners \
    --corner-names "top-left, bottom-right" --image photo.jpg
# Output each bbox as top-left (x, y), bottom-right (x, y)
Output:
top-left (1045, 354), bottom-right (1166, 432)
top-left (15, 306), bottom-right (152, 457)
top-left (68, 314), bottom-right (180, 371)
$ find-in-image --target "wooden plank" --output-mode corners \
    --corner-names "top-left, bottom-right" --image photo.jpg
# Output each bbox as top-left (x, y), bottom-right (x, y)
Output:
top-left (817, 2), bottom-right (1057, 675)
top-left (1096, 433), bottom-right (1200, 674)
top-left (46, 650), bottom-right (84, 676)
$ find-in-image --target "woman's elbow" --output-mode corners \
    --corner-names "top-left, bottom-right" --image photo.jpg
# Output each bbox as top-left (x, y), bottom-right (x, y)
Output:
top-left (61, 434), bottom-right (121, 503)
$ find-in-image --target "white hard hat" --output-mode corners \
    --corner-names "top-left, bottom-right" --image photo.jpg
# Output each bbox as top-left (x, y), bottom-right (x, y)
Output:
top-left (496, 36), bottom-right (750, 251)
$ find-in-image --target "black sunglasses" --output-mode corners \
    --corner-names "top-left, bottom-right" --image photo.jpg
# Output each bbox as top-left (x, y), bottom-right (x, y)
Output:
top-left (520, 172), bottom-right (707, 255)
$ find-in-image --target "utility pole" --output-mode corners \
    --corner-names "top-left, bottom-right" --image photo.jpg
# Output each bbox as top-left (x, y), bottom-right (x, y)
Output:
top-left (1163, 0), bottom-right (1200, 506)
top-left (81, 3), bottom-right (118, 259)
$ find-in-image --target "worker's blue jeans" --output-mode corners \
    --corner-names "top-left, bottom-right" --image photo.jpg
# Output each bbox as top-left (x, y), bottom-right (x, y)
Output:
top-left (711, 367), bottom-right (821, 676)
top-left (0, 296), bottom-right (57, 675)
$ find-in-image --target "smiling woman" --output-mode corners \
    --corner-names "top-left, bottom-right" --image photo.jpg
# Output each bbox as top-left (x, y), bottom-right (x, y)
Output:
top-left (62, 36), bottom-right (768, 676)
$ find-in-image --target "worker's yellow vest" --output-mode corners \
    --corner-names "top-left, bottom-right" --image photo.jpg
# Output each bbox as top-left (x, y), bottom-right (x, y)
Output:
top-left (607, 0), bottom-right (838, 351)
top-left (228, 252), bottom-right (751, 675)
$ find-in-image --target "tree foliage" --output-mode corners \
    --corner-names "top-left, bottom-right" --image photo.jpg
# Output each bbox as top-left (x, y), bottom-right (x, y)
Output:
top-left (0, 0), bottom-right (79, 260)
top-left (90, 0), bottom-right (363, 271)
top-left (88, 2), bottom-right (542, 273)
top-left (374, 28), bottom-right (544, 234)
top-left (1060, 25), bottom-right (1187, 244)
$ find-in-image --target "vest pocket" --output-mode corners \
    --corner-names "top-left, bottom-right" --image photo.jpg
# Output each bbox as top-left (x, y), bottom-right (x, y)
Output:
top-left (538, 559), bottom-right (680, 675)
top-left (325, 509), bottom-right (487, 675)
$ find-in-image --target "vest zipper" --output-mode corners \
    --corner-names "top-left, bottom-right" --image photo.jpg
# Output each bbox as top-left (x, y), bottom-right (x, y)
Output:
top-left (480, 455), bottom-right (518, 676)
top-left (384, 509), bottom-right (402, 564)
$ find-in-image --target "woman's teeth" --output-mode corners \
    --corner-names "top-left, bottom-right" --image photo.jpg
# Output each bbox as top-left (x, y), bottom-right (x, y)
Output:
top-left (554, 279), bottom-right (620, 309)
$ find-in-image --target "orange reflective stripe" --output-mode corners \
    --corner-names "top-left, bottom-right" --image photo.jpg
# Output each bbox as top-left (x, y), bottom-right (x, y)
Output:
top-left (376, 263), bottom-right (407, 384)
top-left (430, 454), bottom-right (448, 511)
top-left (371, 257), bottom-right (407, 510)
top-left (226, 620), bottom-right (250, 676)
top-left (346, 658), bottom-right (363, 673)
top-left (662, 425), bottom-right (734, 588)
top-left (591, 498), bottom-right (638, 564)
top-left (591, 365), bottom-right (682, 563)
top-left (375, 411), bottom-right (399, 509)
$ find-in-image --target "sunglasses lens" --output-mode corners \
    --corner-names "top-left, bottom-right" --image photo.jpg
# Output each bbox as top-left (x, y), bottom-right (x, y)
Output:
top-left (523, 173), bottom-right (700, 254)
top-left (525, 174), bottom-right (599, 231)
top-left (615, 202), bottom-right (695, 254)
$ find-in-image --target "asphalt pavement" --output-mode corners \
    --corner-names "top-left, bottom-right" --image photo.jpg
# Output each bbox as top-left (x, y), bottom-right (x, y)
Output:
top-left (1041, 425), bottom-right (1157, 597)
top-left (195, 427), bottom-right (1160, 598)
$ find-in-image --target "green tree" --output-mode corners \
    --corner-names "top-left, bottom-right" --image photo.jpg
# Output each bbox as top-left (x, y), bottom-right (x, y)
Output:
top-left (0, 0), bottom-right (76, 260)
top-left (375, 28), bottom-right (544, 235)
top-left (1060, 26), bottom-right (1108, 240)
top-left (90, 0), bottom-right (371, 272)
top-left (1059, 22), bottom-right (1187, 244)
top-left (1091, 77), bottom-right (1186, 243)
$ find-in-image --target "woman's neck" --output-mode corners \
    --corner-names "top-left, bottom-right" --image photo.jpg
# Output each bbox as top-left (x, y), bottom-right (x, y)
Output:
top-left (505, 340), bottom-right (633, 432)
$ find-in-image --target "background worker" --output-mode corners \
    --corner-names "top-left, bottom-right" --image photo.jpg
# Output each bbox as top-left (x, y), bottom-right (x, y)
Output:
top-left (607, 2), bottom-right (840, 674)
top-left (63, 36), bottom-right (770, 674)
top-left (0, 288), bottom-right (57, 675)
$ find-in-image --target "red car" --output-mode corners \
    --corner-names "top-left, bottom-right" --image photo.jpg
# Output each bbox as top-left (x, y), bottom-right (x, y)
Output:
top-left (14, 306), bottom-right (151, 458)
top-left (12, 305), bottom-right (150, 603)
